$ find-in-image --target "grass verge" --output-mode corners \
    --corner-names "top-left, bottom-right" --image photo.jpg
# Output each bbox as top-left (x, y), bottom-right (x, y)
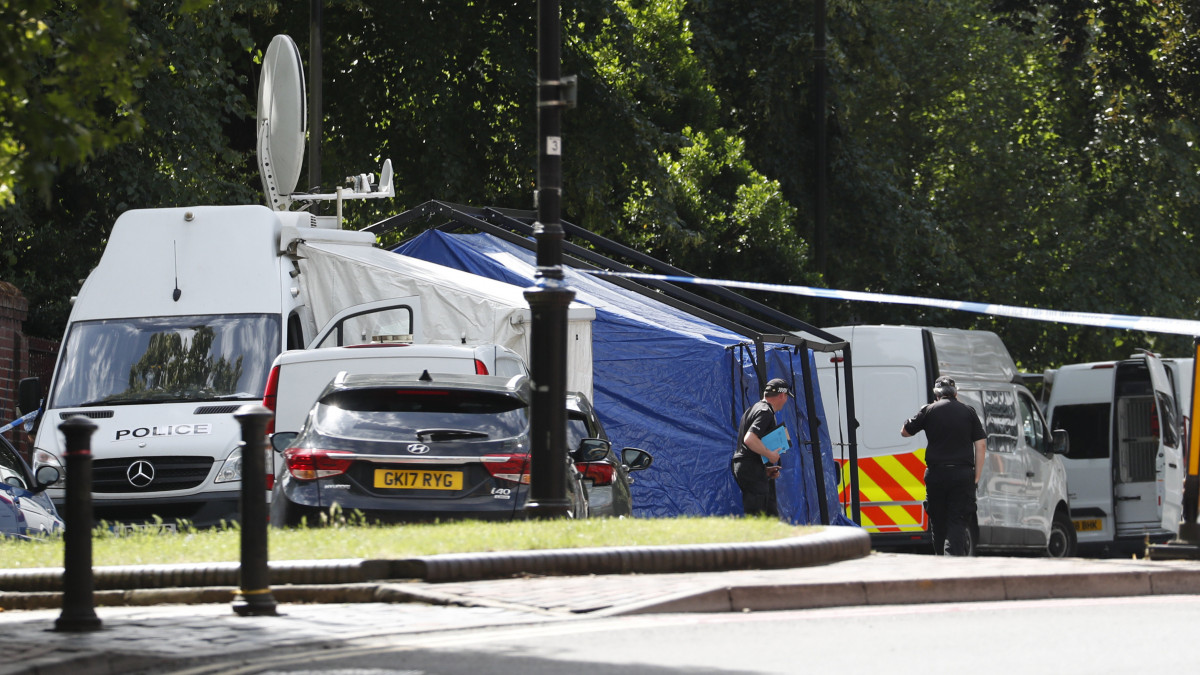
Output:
top-left (2, 516), bottom-right (812, 569)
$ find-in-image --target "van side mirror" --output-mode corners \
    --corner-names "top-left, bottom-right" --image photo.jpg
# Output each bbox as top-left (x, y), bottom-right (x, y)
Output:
top-left (1051, 429), bottom-right (1069, 456)
top-left (17, 377), bottom-right (42, 425)
top-left (623, 447), bottom-right (653, 471)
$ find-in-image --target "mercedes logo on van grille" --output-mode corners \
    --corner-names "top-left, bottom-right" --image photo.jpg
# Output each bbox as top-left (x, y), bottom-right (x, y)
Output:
top-left (406, 444), bottom-right (431, 455)
top-left (127, 460), bottom-right (156, 488)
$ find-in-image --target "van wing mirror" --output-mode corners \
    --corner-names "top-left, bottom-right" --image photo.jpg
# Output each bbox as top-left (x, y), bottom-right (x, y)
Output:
top-left (17, 377), bottom-right (41, 421)
top-left (1052, 429), bottom-right (1069, 456)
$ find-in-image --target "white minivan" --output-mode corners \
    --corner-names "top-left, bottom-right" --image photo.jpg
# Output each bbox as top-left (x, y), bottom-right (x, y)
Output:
top-left (1043, 353), bottom-right (1192, 555)
top-left (811, 325), bottom-right (1075, 557)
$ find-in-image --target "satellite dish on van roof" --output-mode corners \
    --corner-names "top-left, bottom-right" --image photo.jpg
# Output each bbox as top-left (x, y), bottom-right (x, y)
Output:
top-left (257, 34), bottom-right (307, 210)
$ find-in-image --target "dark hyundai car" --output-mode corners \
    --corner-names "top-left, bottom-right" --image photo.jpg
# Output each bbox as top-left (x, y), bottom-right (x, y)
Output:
top-left (567, 392), bottom-right (653, 517)
top-left (270, 371), bottom-right (588, 526)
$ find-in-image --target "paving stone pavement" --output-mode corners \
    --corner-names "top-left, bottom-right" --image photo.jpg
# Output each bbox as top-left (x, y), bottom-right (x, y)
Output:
top-left (0, 601), bottom-right (549, 675)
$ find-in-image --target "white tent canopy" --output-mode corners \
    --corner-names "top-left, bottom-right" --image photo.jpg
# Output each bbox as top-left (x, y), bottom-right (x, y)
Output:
top-left (295, 240), bottom-right (595, 398)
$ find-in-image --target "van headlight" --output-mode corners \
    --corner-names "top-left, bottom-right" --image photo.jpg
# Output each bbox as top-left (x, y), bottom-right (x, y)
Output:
top-left (32, 449), bottom-right (65, 488)
top-left (215, 447), bottom-right (242, 483)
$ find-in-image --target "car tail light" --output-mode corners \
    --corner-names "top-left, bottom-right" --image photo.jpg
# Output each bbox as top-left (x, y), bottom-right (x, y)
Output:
top-left (475, 359), bottom-right (489, 375)
top-left (483, 453), bottom-right (530, 484)
top-left (576, 462), bottom-right (615, 486)
top-left (284, 448), bottom-right (353, 480)
top-left (262, 365), bottom-right (280, 435)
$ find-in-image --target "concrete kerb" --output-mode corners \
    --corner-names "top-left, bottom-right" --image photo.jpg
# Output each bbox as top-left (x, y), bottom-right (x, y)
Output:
top-left (0, 526), bottom-right (871, 610)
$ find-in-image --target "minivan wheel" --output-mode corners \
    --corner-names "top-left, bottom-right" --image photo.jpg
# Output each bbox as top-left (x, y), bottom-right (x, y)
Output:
top-left (961, 524), bottom-right (977, 557)
top-left (1047, 510), bottom-right (1076, 558)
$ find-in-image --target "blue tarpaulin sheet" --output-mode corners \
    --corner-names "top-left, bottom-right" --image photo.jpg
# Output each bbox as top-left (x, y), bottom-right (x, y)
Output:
top-left (393, 230), bottom-right (854, 526)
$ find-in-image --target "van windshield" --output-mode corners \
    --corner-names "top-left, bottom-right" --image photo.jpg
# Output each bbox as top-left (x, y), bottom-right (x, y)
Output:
top-left (49, 314), bottom-right (281, 408)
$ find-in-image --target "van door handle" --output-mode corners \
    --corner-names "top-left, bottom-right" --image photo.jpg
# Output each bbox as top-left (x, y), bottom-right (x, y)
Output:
top-left (1168, 463), bottom-right (1178, 469)
top-left (1026, 471), bottom-right (1035, 478)
top-left (1117, 496), bottom-right (1142, 501)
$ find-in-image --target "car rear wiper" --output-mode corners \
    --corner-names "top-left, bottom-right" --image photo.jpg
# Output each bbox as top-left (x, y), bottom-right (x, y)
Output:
top-left (416, 428), bottom-right (490, 441)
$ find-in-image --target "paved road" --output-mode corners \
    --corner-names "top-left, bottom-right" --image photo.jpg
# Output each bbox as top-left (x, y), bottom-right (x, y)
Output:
top-left (5, 528), bottom-right (1200, 675)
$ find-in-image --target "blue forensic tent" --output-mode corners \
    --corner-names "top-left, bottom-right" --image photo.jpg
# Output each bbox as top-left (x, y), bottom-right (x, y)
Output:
top-left (393, 229), bottom-right (854, 526)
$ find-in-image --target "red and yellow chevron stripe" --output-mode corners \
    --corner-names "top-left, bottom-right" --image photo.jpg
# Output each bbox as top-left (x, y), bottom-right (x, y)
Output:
top-left (837, 449), bottom-right (929, 534)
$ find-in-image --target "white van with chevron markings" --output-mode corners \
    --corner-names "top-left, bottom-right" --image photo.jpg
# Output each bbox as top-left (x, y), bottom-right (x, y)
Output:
top-left (811, 325), bottom-right (1075, 556)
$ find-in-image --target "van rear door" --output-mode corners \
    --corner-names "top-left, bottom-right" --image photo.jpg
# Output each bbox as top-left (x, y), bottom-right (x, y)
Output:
top-left (309, 298), bottom-right (423, 348)
top-left (1112, 354), bottom-right (1181, 536)
top-left (1145, 354), bottom-right (1184, 532)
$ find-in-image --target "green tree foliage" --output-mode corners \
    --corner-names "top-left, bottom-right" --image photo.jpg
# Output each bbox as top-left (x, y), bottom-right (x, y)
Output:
top-left (0, 0), bottom-right (149, 205)
top-left (1, 0), bottom-right (1197, 373)
top-left (0, 0), bottom-right (266, 336)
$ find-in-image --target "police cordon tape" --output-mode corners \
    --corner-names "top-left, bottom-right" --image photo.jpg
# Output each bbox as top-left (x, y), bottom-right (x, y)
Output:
top-left (0, 409), bottom-right (38, 435)
top-left (578, 270), bottom-right (1200, 337)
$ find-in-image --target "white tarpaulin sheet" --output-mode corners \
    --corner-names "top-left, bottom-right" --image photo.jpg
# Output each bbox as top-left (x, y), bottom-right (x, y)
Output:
top-left (295, 240), bottom-right (595, 398)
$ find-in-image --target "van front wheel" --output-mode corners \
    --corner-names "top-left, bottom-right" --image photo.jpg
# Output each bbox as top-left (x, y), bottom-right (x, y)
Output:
top-left (1047, 510), bottom-right (1076, 558)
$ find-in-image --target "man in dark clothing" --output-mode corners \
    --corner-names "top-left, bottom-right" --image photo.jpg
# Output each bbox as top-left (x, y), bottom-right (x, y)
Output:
top-left (732, 378), bottom-right (792, 516)
top-left (900, 376), bottom-right (987, 556)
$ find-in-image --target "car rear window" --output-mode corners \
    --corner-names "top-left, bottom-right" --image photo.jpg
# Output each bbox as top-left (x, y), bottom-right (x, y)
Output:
top-left (314, 388), bottom-right (528, 441)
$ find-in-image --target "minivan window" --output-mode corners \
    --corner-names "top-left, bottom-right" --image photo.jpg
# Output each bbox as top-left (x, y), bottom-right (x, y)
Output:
top-left (49, 314), bottom-right (281, 408)
top-left (1050, 403), bottom-right (1110, 460)
top-left (1156, 392), bottom-right (1179, 448)
top-left (963, 389), bottom-right (1019, 455)
top-left (315, 388), bottom-right (528, 441)
top-left (1019, 394), bottom-right (1047, 454)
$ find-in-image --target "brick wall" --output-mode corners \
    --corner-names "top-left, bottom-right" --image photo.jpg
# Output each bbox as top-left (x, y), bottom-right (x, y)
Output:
top-left (0, 282), bottom-right (58, 458)
top-left (0, 281), bottom-right (29, 427)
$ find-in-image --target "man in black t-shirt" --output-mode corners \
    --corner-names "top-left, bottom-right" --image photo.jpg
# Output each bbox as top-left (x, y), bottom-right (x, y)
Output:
top-left (732, 378), bottom-right (792, 516)
top-left (901, 376), bottom-right (987, 555)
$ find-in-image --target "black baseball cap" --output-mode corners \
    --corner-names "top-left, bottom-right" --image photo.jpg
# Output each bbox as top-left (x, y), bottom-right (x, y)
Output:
top-left (933, 376), bottom-right (957, 398)
top-left (764, 378), bottom-right (794, 397)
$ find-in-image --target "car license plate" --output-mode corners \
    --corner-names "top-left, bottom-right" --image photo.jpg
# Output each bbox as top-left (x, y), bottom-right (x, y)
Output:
top-left (374, 469), bottom-right (463, 490)
top-left (1073, 518), bottom-right (1103, 532)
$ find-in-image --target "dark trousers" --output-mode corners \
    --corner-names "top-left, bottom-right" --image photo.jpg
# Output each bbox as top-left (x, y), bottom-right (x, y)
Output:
top-left (732, 458), bottom-right (778, 517)
top-left (924, 465), bottom-right (976, 556)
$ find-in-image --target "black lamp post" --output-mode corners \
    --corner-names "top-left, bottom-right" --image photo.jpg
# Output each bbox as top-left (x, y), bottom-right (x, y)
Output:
top-left (524, 0), bottom-right (575, 518)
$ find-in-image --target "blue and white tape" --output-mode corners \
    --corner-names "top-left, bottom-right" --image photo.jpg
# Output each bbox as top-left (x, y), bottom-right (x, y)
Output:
top-left (0, 409), bottom-right (40, 435)
top-left (579, 271), bottom-right (1200, 337)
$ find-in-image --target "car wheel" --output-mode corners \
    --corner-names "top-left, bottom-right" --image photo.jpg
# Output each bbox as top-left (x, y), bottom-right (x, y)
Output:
top-left (1047, 509), bottom-right (1076, 558)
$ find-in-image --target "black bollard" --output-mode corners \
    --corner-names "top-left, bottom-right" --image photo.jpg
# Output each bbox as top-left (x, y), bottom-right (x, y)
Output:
top-left (55, 415), bottom-right (101, 632)
top-left (232, 404), bottom-right (278, 616)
